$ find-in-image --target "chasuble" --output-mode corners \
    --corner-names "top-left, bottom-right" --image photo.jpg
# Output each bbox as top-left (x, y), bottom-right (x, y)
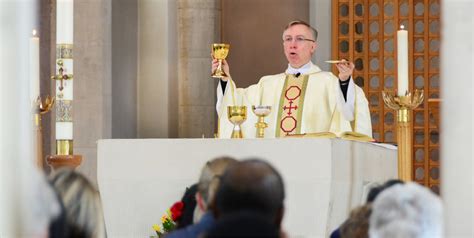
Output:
top-left (216, 63), bottom-right (372, 138)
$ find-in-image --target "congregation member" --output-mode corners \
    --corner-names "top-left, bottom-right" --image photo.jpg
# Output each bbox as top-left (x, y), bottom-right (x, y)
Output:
top-left (50, 168), bottom-right (106, 238)
top-left (213, 20), bottom-right (372, 138)
top-left (365, 179), bottom-right (404, 203)
top-left (369, 182), bottom-right (443, 238)
top-left (48, 188), bottom-right (68, 238)
top-left (338, 204), bottom-right (371, 238)
top-left (19, 166), bottom-right (61, 238)
top-left (330, 179), bottom-right (404, 238)
top-left (210, 159), bottom-right (287, 237)
top-left (204, 211), bottom-right (280, 238)
top-left (166, 156), bottom-right (237, 238)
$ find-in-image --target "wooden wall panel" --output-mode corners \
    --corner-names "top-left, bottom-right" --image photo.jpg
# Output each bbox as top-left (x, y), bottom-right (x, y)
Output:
top-left (332, 0), bottom-right (441, 193)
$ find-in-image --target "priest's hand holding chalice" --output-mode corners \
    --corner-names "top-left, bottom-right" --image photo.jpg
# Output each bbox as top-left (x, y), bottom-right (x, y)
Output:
top-left (212, 43), bottom-right (247, 138)
top-left (211, 43), bottom-right (230, 79)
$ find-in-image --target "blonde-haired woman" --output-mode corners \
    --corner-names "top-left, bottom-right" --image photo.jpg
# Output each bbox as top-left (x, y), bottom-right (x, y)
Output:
top-left (50, 168), bottom-right (106, 238)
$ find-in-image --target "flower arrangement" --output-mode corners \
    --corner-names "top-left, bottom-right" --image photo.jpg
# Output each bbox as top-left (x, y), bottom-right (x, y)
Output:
top-left (152, 201), bottom-right (184, 238)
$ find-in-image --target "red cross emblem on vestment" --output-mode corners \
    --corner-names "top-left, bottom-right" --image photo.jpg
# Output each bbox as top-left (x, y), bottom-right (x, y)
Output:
top-left (280, 86), bottom-right (302, 134)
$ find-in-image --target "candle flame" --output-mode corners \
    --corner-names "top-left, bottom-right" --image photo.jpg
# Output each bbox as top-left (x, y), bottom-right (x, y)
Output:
top-left (32, 29), bottom-right (37, 36)
top-left (400, 25), bottom-right (405, 30)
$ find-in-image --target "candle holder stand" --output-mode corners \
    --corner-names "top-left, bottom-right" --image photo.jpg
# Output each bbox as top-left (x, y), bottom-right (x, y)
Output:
top-left (382, 89), bottom-right (424, 181)
top-left (33, 96), bottom-right (55, 169)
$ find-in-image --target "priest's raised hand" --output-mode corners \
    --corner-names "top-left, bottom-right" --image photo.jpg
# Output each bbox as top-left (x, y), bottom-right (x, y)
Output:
top-left (335, 59), bottom-right (355, 82)
top-left (211, 58), bottom-right (231, 81)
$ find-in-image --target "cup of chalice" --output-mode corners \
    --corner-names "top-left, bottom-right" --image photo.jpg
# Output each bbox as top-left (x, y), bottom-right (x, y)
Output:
top-left (252, 105), bottom-right (272, 138)
top-left (211, 43), bottom-right (230, 78)
top-left (227, 105), bottom-right (247, 138)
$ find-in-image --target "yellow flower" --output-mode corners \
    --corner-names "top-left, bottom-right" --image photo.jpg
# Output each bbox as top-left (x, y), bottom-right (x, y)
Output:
top-left (161, 215), bottom-right (168, 223)
top-left (152, 224), bottom-right (161, 232)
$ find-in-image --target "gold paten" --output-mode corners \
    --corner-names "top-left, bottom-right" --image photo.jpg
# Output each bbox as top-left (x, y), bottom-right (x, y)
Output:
top-left (211, 43), bottom-right (230, 78)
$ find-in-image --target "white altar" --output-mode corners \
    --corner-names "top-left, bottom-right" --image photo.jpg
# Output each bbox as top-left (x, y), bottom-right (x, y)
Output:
top-left (97, 138), bottom-right (397, 238)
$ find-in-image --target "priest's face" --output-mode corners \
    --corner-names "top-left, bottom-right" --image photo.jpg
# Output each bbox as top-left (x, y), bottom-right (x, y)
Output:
top-left (282, 24), bottom-right (317, 68)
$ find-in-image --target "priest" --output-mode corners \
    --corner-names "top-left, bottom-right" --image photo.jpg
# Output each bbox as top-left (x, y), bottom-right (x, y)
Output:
top-left (214, 20), bottom-right (372, 138)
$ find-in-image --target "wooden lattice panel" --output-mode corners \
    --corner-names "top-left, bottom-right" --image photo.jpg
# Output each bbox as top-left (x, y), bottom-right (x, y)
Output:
top-left (331, 0), bottom-right (440, 193)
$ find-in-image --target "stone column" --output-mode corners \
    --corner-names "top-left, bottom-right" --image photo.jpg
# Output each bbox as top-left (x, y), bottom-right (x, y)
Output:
top-left (137, 0), bottom-right (174, 138)
top-left (112, 0), bottom-right (137, 139)
top-left (310, 0), bottom-right (331, 71)
top-left (441, 1), bottom-right (473, 237)
top-left (74, 0), bottom-right (112, 185)
top-left (177, 0), bottom-right (220, 138)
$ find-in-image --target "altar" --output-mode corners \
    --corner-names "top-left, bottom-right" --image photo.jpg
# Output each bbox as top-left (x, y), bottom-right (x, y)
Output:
top-left (97, 138), bottom-right (397, 237)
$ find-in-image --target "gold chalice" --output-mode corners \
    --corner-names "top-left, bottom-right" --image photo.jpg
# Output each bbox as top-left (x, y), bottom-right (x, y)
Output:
top-left (227, 106), bottom-right (247, 138)
top-left (252, 105), bottom-right (271, 138)
top-left (212, 43), bottom-right (230, 78)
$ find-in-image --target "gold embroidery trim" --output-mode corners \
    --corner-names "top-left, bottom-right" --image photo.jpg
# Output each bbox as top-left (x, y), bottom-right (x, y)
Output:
top-left (57, 44), bottom-right (73, 59)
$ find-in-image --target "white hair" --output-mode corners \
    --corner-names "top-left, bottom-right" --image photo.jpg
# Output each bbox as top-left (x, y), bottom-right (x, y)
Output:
top-left (369, 182), bottom-right (443, 238)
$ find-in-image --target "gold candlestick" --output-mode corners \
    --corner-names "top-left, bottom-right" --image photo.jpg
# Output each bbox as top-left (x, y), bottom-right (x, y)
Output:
top-left (252, 105), bottom-right (271, 138)
top-left (34, 95), bottom-right (55, 169)
top-left (382, 89), bottom-right (424, 181)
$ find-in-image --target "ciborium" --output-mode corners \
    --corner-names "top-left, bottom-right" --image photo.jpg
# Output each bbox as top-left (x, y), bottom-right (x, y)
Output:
top-left (252, 105), bottom-right (271, 138)
top-left (211, 43), bottom-right (230, 78)
top-left (227, 106), bottom-right (247, 138)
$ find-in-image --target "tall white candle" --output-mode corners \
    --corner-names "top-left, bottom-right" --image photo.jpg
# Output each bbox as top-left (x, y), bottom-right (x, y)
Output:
top-left (397, 25), bottom-right (408, 96)
top-left (56, 0), bottom-right (73, 44)
top-left (56, 122), bottom-right (73, 140)
top-left (56, 0), bottom-right (74, 143)
top-left (29, 30), bottom-right (39, 102)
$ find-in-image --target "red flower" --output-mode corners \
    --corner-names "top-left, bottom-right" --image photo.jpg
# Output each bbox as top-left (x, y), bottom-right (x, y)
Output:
top-left (170, 201), bottom-right (184, 221)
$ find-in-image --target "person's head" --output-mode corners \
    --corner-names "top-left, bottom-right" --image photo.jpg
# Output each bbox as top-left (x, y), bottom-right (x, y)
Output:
top-left (196, 156), bottom-right (238, 213)
top-left (339, 204), bottom-right (372, 238)
top-left (369, 182), bottom-right (443, 238)
top-left (204, 211), bottom-right (280, 238)
top-left (50, 168), bottom-right (106, 238)
top-left (20, 168), bottom-right (61, 238)
top-left (366, 179), bottom-right (404, 203)
top-left (282, 20), bottom-right (318, 68)
top-left (213, 158), bottom-right (285, 228)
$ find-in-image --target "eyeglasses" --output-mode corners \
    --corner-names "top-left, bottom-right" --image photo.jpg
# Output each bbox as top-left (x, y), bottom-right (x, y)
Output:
top-left (283, 36), bottom-right (315, 44)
